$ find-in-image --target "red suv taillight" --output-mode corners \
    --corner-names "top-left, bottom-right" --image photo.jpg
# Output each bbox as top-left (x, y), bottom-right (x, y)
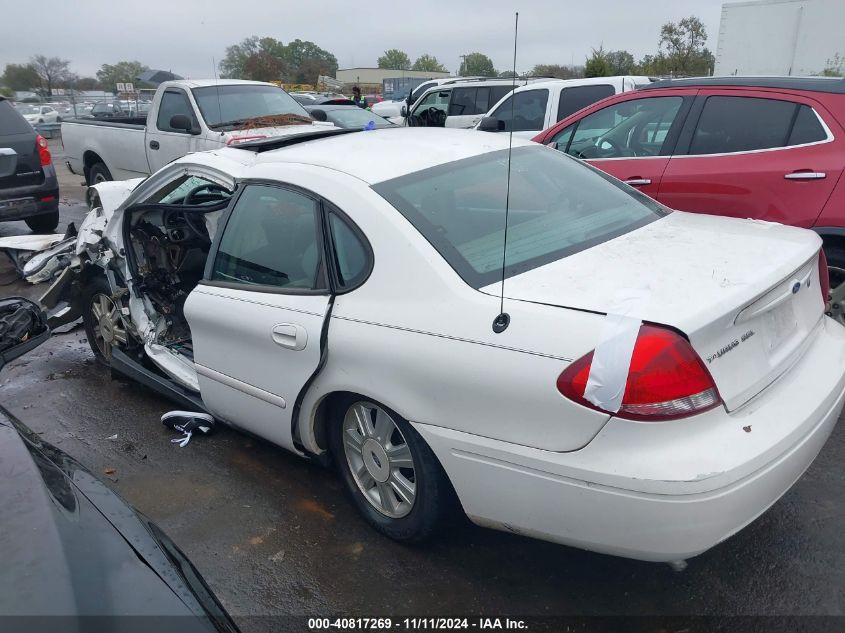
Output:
top-left (36, 135), bottom-right (52, 166)
top-left (818, 249), bottom-right (830, 306)
top-left (556, 325), bottom-right (721, 421)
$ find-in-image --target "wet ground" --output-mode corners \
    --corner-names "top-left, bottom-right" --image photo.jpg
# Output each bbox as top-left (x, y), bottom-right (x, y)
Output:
top-left (1, 142), bottom-right (843, 629)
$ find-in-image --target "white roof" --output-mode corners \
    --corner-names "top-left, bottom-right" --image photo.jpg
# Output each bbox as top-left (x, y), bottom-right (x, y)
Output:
top-left (249, 128), bottom-right (537, 184)
top-left (159, 78), bottom-right (277, 89)
top-left (511, 76), bottom-right (655, 92)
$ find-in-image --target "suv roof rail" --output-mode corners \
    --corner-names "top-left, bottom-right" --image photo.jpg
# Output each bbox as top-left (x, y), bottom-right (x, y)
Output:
top-left (641, 75), bottom-right (845, 94)
top-left (233, 128), bottom-right (359, 153)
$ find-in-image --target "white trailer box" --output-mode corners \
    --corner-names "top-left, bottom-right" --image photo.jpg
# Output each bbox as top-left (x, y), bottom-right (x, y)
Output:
top-left (715, 0), bottom-right (845, 76)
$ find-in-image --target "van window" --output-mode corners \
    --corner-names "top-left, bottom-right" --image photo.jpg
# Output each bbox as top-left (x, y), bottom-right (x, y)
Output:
top-left (448, 87), bottom-right (493, 116)
top-left (557, 84), bottom-right (615, 122)
top-left (491, 89), bottom-right (549, 132)
top-left (688, 96), bottom-right (817, 155)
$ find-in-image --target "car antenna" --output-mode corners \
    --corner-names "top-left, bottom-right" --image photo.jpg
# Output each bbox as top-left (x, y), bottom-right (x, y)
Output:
top-left (492, 11), bottom-right (518, 335)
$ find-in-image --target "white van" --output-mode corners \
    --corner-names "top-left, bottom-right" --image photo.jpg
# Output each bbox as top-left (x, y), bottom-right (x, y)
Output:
top-left (473, 76), bottom-right (655, 138)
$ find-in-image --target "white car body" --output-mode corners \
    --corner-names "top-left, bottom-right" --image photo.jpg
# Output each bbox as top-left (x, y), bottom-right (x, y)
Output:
top-left (16, 105), bottom-right (60, 126)
top-left (52, 128), bottom-right (844, 563)
top-left (474, 76), bottom-right (655, 139)
top-left (61, 79), bottom-right (333, 183)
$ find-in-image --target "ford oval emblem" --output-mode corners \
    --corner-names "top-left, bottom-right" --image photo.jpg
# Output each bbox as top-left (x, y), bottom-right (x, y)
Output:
top-left (792, 282), bottom-right (801, 294)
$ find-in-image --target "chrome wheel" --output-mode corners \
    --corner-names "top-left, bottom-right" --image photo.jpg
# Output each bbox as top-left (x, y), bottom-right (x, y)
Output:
top-left (827, 266), bottom-right (845, 326)
top-left (342, 401), bottom-right (416, 519)
top-left (90, 293), bottom-right (127, 360)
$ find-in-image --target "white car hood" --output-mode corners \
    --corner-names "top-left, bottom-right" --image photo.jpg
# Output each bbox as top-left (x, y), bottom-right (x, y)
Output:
top-left (482, 211), bottom-right (824, 410)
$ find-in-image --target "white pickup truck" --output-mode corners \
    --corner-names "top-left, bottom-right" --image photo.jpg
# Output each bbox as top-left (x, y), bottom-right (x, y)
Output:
top-left (63, 79), bottom-right (330, 188)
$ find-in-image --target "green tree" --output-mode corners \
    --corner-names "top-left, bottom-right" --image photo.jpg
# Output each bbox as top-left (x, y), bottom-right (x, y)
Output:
top-left (531, 64), bottom-right (582, 79)
top-left (30, 55), bottom-right (74, 96)
top-left (498, 70), bottom-right (518, 78)
top-left (283, 39), bottom-right (338, 83)
top-left (412, 54), bottom-right (446, 73)
top-left (74, 76), bottom-right (100, 91)
top-left (459, 53), bottom-right (495, 77)
top-left (1, 63), bottom-right (41, 91)
top-left (821, 53), bottom-right (844, 77)
top-left (606, 50), bottom-right (636, 75)
top-left (96, 61), bottom-right (150, 91)
top-left (584, 47), bottom-right (612, 77)
top-left (0, 86), bottom-right (13, 98)
top-left (243, 51), bottom-right (287, 82)
top-left (378, 49), bottom-right (411, 70)
top-left (652, 16), bottom-right (714, 76)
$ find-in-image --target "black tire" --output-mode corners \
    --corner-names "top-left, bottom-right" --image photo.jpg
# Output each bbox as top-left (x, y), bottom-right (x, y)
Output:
top-left (25, 210), bottom-right (59, 233)
top-left (824, 245), bottom-right (845, 324)
top-left (87, 162), bottom-right (112, 187)
top-left (81, 275), bottom-right (124, 367)
top-left (328, 396), bottom-right (456, 543)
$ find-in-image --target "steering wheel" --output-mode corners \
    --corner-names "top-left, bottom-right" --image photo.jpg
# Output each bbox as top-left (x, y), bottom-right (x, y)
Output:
top-left (183, 183), bottom-right (230, 206)
top-left (427, 108), bottom-right (447, 127)
top-left (594, 136), bottom-right (630, 158)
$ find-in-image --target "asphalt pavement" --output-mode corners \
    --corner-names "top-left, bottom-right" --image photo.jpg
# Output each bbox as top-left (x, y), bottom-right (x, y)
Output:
top-left (1, 141), bottom-right (843, 630)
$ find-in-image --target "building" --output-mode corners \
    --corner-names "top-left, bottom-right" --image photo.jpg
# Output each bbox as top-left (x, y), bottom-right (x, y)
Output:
top-left (714, 0), bottom-right (845, 76)
top-left (336, 67), bottom-right (451, 92)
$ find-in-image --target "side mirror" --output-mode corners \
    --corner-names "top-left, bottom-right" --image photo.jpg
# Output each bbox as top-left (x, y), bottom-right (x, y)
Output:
top-left (310, 109), bottom-right (328, 122)
top-left (478, 116), bottom-right (504, 132)
top-left (0, 297), bottom-right (50, 372)
top-left (400, 105), bottom-right (407, 117)
top-left (170, 114), bottom-right (198, 134)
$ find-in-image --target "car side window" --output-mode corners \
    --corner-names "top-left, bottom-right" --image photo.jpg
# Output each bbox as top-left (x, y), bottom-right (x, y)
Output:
top-left (449, 88), bottom-right (477, 116)
top-left (157, 90), bottom-right (197, 133)
top-left (329, 212), bottom-right (370, 289)
top-left (492, 89), bottom-right (549, 132)
top-left (557, 84), bottom-right (615, 122)
top-left (147, 174), bottom-right (232, 205)
top-left (414, 90), bottom-right (449, 114)
top-left (556, 96), bottom-right (683, 159)
top-left (688, 96), bottom-right (819, 155)
top-left (788, 105), bottom-right (828, 145)
top-left (211, 185), bottom-right (326, 291)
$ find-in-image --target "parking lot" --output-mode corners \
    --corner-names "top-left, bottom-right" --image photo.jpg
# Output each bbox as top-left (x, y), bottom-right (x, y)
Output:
top-left (0, 139), bottom-right (842, 629)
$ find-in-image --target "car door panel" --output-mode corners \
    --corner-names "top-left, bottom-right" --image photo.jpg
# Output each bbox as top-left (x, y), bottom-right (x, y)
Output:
top-left (659, 91), bottom-right (844, 227)
top-left (587, 158), bottom-right (671, 198)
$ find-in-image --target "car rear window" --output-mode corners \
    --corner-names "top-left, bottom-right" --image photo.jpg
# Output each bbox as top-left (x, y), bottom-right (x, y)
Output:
top-left (557, 84), bottom-right (615, 121)
top-left (374, 146), bottom-right (666, 288)
top-left (0, 100), bottom-right (34, 135)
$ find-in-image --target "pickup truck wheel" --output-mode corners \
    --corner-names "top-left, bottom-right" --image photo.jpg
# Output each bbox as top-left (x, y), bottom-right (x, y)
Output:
top-left (328, 397), bottom-right (455, 543)
top-left (82, 276), bottom-right (128, 367)
top-left (88, 162), bottom-right (112, 187)
top-left (25, 210), bottom-right (59, 233)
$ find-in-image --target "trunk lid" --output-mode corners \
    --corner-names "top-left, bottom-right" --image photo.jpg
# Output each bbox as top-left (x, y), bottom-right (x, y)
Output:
top-left (483, 212), bottom-right (825, 411)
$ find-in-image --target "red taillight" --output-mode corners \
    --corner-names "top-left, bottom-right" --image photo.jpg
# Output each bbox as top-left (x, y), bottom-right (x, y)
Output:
top-left (36, 135), bottom-right (51, 166)
top-left (818, 249), bottom-right (830, 307)
top-left (557, 325), bottom-right (721, 421)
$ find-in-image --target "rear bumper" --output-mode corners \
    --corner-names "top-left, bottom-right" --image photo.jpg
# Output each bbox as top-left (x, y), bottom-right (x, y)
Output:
top-left (0, 166), bottom-right (59, 221)
top-left (414, 317), bottom-right (845, 562)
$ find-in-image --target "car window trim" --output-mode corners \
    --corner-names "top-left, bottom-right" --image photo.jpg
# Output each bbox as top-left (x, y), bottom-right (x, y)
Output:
top-left (201, 178), bottom-right (334, 297)
top-left (673, 94), bottom-right (835, 158)
top-left (322, 201), bottom-right (374, 294)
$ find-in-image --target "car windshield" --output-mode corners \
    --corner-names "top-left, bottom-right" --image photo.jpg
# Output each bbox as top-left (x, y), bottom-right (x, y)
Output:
top-left (374, 146), bottom-right (667, 288)
top-left (326, 107), bottom-right (393, 129)
top-left (193, 85), bottom-right (310, 129)
top-left (15, 105), bottom-right (39, 115)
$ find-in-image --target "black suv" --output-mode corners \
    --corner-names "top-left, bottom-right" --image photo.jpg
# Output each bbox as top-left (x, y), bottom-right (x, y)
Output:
top-left (0, 97), bottom-right (60, 233)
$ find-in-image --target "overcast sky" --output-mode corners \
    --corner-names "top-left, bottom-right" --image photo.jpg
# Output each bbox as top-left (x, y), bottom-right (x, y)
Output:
top-left (0, 0), bottom-right (726, 79)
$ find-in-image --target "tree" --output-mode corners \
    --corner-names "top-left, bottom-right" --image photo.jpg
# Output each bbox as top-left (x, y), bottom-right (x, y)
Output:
top-left (96, 61), bottom-right (150, 91)
top-left (498, 70), bottom-right (518, 78)
top-left (0, 87), bottom-right (13, 98)
top-left (584, 47), bottom-right (612, 77)
top-left (30, 55), bottom-right (74, 96)
top-left (412, 54), bottom-right (447, 73)
top-left (378, 49), bottom-right (411, 70)
top-left (531, 64), bottom-right (582, 79)
top-left (821, 53), bottom-right (844, 77)
top-left (242, 51), bottom-right (287, 82)
top-left (1, 63), bottom-right (41, 91)
top-left (74, 76), bottom-right (100, 91)
top-left (647, 16), bottom-right (714, 76)
top-left (459, 53), bottom-right (495, 77)
top-left (606, 50), bottom-right (636, 75)
top-left (282, 39), bottom-right (337, 83)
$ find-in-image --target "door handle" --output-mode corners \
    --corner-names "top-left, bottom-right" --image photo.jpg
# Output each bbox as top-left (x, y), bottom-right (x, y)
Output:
top-left (149, 140), bottom-right (160, 150)
top-left (624, 178), bottom-right (652, 186)
top-left (784, 171), bottom-right (825, 180)
top-left (271, 323), bottom-right (307, 351)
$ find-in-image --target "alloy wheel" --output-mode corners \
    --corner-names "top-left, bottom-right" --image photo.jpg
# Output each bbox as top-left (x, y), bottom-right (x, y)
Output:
top-left (90, 293), bottom-right (127, 360)
top-left (342, 401), bottom-right (417, 518)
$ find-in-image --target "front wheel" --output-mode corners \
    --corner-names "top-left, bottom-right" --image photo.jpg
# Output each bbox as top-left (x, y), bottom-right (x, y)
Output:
top-left (81, 276), bottom-right (128, 367)
top-left (329, 397), bottom-right (455, 543)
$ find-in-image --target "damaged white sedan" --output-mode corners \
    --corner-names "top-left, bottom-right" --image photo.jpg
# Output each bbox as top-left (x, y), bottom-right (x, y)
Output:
top-left (37, 128), bottom-right (845, 564)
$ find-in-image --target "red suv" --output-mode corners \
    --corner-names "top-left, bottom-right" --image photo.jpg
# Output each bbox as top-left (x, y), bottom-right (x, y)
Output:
top-left (532, 77), bottom-right (845, 321)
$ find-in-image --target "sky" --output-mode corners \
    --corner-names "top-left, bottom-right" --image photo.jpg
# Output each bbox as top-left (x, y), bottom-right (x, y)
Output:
top-left (0, 0), bottom-right (726, 79)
